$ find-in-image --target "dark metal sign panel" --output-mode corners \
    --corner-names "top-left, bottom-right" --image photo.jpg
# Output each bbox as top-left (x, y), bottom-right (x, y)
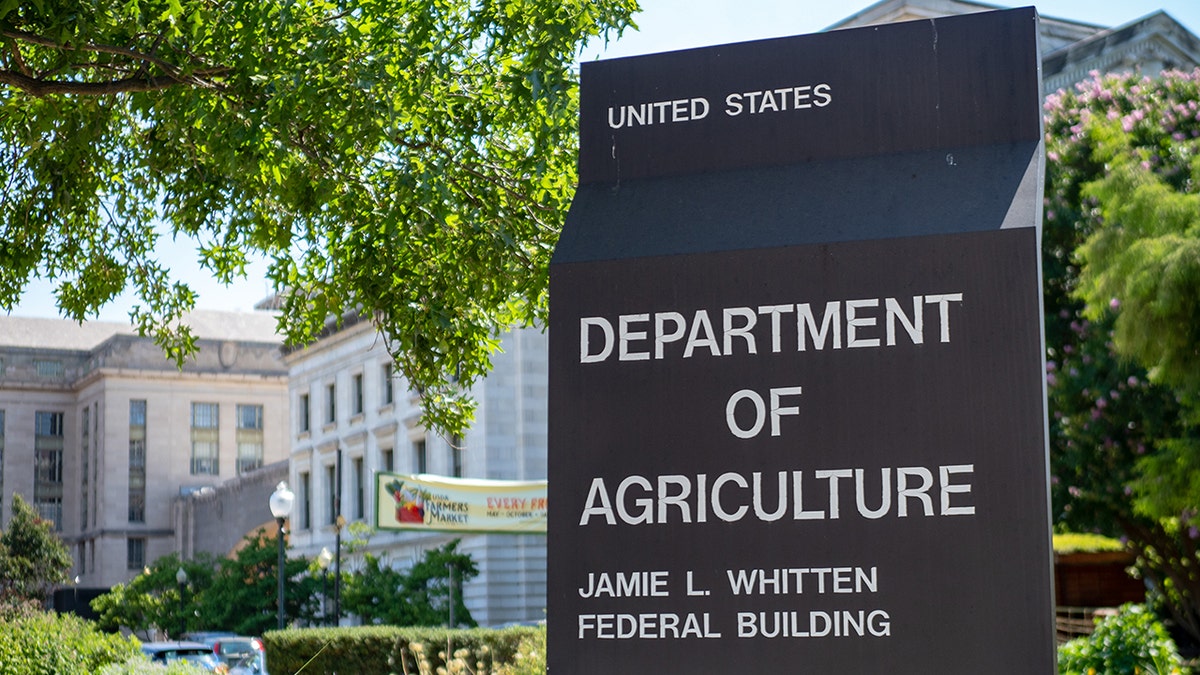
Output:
top-left (578, 9), bottom-right (1041, 183)
top-left (550, 7), bottom-right (1053, 673)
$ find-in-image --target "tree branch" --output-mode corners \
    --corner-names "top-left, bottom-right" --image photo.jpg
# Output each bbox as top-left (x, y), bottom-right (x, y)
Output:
top-left (0, 28), bottom-right (228, 92)
top-left (5, 37), bottom-right (32, 77)
top-left (0, 69), bottom-right (187, 97)
top-left (3, 28), bottom-right (193, 75)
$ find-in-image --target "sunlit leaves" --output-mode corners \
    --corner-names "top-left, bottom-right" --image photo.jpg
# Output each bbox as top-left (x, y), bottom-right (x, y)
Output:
top-left (1, 0), bottom-right (639, 434)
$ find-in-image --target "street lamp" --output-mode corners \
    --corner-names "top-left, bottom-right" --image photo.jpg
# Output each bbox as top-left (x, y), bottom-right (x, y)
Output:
top-left (316, 547), bottom-right (332, 626)
top-left (176, 567), bottom-right (188, 638)
top-left (268, 481), bottom-right (295, 631)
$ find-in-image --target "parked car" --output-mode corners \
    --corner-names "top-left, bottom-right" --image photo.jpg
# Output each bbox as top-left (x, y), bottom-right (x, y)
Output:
top-left (227, 652), bottom-right (269, 675)
top-left (199, 635), bottom-right (268, 675)
top-left (183, 631), bottom-right (238, 643)
top-left (140, 641), bottom-right (226, 672)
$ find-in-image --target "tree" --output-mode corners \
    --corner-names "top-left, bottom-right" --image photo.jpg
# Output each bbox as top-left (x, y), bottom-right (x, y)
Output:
top-left (0, 494), bottom-right (72, 607)
top-left (341, 539), bottom-right (477, 626)
top-left (1043, 68), bottom-right (1200, 642)
top-left (92, 531), bottom-right (318, 636)
top-left (91, 552), bottom-right (218, 638)
top-left (0, 0), bottom-right (639, 434)
top-left (198, 529), bottom-right (320, 635)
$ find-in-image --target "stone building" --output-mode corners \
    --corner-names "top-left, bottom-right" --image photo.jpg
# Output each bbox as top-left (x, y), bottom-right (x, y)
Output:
top-left (831, 0), bottom-right (1200, 95)
top-left (0, 311), bottom-right (288, 591)
top-left (282, 314), bottom-right (548, 627)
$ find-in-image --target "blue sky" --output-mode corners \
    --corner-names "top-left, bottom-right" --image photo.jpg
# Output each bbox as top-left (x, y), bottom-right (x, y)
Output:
top-left (10, 0), bottom-right (1200, 322)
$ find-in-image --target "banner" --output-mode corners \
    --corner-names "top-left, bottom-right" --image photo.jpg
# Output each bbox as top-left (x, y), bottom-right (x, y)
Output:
top-left (375, 472), bottom-right (548, 534)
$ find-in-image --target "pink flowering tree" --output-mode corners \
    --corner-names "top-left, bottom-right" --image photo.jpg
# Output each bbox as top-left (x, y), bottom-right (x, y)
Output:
top-left (1044, 69), bottom-right (1200, 642)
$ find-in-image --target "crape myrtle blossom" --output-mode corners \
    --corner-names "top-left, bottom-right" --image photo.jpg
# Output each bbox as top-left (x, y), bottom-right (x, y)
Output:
top-left (1043, 68), bottom-right (1200, 642)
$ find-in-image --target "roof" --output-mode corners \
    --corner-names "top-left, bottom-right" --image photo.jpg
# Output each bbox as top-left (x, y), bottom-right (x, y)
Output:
top-left (827, 0), bottom-right (1106, 53)
top-left (1043, 10), bottom-right (1200, 86)
top-left (0, 309), bottom-right (282, 350)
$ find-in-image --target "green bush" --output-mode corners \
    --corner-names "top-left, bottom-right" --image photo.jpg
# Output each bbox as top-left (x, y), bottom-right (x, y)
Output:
top-left (0, 610), bottom-right (141, 675)
top-left (1058, 604), bottom-right (1187, 675)
top-left (263, 625), bottom-right (540, 675)
top-left (97, 657), bottom-right (213, 675)
top-left (496, 626), bottom-right (545, 675)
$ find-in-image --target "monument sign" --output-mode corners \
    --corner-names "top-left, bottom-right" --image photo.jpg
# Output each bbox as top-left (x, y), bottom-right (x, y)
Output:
top-left (548, 8), bottom-right (1055, 672)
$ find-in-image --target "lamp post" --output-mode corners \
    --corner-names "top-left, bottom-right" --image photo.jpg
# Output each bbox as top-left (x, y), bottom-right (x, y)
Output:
top-left (316, 547), bottom-right (332, 626)
top-left (269, 481), bottom-right (295, 631)
top-left (175, 567), bottom-right (188, 638)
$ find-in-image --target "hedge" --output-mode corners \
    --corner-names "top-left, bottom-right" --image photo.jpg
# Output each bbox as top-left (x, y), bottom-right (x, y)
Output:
top-left (263, 625), bottom-right (540, 675)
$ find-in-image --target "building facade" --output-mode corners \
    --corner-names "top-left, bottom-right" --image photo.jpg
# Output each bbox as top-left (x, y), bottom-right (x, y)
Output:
top-left (282, 315), bottom-right (548, 627)
top-left (0, 311), bottom-right (289, 590)
top-left (830, 0), bottom-right (1200, 95)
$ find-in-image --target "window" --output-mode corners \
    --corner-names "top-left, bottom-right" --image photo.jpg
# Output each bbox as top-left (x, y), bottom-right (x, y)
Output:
top-left (352, 457), bottom-right (364, 520)
top-left (236, 404), bottom-right (264, 474)
top-left (450, 436), bottom-right (463, 478)
top-left (299, 393), bottom-right (310, 433)
top-left (127, 538), bottom-right (145, 570)
top-left (91, 403), bottom-right (99, 529)
top-left (0, 410), bottom-right (5, 524)
top-left (34, 359), bottom-right (64, 377)
top-left (34, 411), bottom-right (64, 530)
top-left (298, 471), bottom-right (311, 530)
top-left (129, 400), bottom-right (146, 523)
top-left (381, 447), bottom-right (394, 473)
top-left (413, 439), bottom-right (427, 474)
top-left (325, 464), bottom-right (337, 525)
top-left (325, 383), bottom-right (336, 424)
top-left (352, 373), bottom-right (364, 415)
top-left (190, 403), bottom-right (219, 475)
top-left (80, 407), bottom-right (89, 529)
top-left (381, 363), bottom-right (394, 405)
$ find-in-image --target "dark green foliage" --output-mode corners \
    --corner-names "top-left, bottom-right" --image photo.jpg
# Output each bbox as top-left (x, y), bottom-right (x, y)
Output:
top-left (1044, 69), bottom-right (1200, 643)
top-left (91, 529), bottom-right (319, 637)
top-left (1058, 604), bottom-right (1186, 675)
top-left (342, 539), bottom-right (479, 627)
top-left (92, 552), bottom-right (218, 636)
top-left (0, 610), bottom-right (141, 675)
top-left (198, 529), bottom-right (320, 635)
top-left (0, 494), bottom-right (72, 606)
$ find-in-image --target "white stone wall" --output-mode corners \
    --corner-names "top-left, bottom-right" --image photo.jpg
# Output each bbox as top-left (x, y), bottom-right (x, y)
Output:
top-left (285, 322), bottom-right (549, 627)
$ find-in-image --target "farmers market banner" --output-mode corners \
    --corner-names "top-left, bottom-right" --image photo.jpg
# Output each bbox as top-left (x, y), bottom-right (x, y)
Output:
top-left (375, 472), bottom-right (548, 533)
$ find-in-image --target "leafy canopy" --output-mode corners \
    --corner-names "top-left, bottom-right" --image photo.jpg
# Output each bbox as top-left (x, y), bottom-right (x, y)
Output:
top-left (0, 0), bottom-right (638, 434)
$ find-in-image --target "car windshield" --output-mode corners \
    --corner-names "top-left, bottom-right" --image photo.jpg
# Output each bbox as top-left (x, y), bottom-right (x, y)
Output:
top-left (215, 639), bottom-right (258, 658)
top-left (179, 653), bottom-right (221, 666)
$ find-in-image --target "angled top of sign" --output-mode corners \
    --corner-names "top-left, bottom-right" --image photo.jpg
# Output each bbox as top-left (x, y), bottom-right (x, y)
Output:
top-left (578, 7), bottom-right (1041, 184)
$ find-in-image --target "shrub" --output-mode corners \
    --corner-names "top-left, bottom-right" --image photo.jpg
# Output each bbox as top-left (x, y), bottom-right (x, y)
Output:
top-left (97, 657), bottom-right (213, 675)
top-left (263, 625), bottom-right (540, 675)
top-left (496, 625), bottom-right (546, 675)
top-left (0, 610), bottom-right (141, 675)
top-left (1058, 604), bottom-right (1187, 675)
top-left (402, 625), bottom-right (546, 675)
